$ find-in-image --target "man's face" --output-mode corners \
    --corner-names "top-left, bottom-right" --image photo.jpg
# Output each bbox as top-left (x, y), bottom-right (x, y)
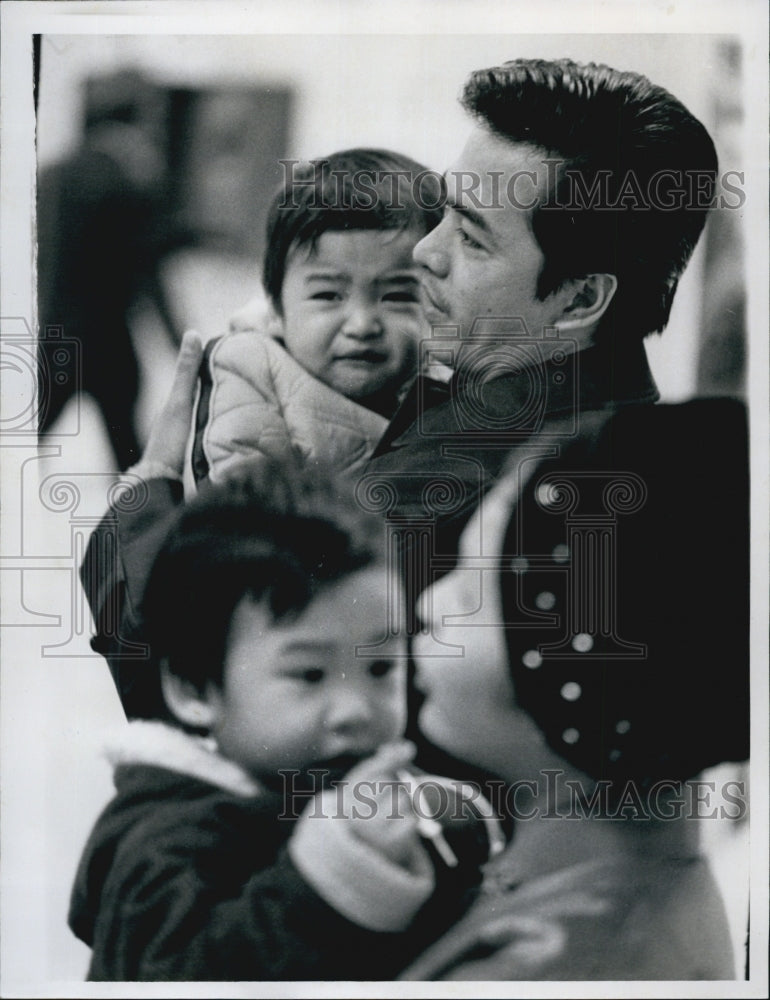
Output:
top-left (413, 128), bottom-right (573, 362)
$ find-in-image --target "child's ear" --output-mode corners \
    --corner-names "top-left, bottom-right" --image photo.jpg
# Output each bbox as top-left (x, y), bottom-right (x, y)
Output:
top-left (555, 273), bottom-right (617, 336)
top-left (160, 663), bottom-right (222, 730)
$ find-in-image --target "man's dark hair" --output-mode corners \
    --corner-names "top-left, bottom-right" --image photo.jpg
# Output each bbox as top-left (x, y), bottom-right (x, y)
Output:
top-left (462, 58), bottom-right (719, 343)
top-left (262, 146), bottom-right (443, 313)
top-left (143, 460), bottom-right (384, 694)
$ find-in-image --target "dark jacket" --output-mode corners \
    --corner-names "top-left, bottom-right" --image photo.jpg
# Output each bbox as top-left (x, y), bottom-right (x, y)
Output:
top-left (69, 723), bottom-right (498, 982)
top-left (80, 341), bottom-right (658, 719)
top-left (70, 757), bottom-right (418, 981)
top-left (365, 340), bottom-right (659, 569)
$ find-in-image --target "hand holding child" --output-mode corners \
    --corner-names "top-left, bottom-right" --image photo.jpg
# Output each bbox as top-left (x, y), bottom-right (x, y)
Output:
top-left (136, 329), bottom-right (203, 479)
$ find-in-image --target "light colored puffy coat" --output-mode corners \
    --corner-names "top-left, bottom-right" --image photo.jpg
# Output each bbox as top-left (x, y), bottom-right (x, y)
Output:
top-left (192, 332), bottom-right (389, 484)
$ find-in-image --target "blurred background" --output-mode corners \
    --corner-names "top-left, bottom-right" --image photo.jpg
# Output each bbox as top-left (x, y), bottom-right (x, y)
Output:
top-left (5, 29), bottom-right (751, 987)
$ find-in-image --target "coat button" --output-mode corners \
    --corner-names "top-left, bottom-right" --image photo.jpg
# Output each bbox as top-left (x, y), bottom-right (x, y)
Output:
top-left (561, 681), bottom-right (582, 702)
top-left (572, 633), bottom-right (593, 653)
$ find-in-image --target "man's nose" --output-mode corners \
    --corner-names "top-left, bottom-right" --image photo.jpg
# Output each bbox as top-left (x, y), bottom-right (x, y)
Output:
top-left (413, 223), bottom-right (450, 277)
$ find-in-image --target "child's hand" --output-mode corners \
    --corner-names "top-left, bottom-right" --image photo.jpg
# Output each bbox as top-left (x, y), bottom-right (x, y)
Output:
top-left (140, 330), bottom-right (203, 477)
top-left (289, 741), bottom-right (438, 932)
top-left (335, 742), bottom-right (427, 874)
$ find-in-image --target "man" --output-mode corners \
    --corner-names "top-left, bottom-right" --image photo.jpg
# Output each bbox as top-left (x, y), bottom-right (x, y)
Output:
top-left (80, 58), bottom-right (720, 718)
top-left (364, 59), bottom-right (717, 590)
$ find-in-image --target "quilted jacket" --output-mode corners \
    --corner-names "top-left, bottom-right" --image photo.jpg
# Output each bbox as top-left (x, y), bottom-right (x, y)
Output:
top-left (191, 333), bottom-right (390, 485)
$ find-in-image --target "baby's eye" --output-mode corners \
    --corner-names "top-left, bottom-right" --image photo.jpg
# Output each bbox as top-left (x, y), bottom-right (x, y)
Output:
top-left (369, 659), bottom-right (396, 678)
top-left (382, 290), bottom-right (419, 304)
top-left (310, 290), bottom-right (341, 301)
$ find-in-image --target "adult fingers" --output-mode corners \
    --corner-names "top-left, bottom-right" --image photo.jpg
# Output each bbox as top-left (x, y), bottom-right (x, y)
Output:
top-left (142, 330), bottom-right (204, 474)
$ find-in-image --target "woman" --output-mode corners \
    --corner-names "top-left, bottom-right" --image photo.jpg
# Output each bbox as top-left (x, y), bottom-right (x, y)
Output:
top-left (403, 399), bottom-right (749, 980)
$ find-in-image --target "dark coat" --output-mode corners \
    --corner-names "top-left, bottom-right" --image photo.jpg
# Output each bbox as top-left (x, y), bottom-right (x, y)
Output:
top-left (365, 340), bottom-right (659, 570)
top-left (70, 761), bottom-right (416, 981)
top-left (80, 341), bottom-right (658, 718)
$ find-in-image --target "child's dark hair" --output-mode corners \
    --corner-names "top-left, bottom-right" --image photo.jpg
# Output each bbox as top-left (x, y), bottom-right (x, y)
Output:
top-left (143, 460), bottom-right (385, 694)
top-left (262, 147), bottom-right (443, 313)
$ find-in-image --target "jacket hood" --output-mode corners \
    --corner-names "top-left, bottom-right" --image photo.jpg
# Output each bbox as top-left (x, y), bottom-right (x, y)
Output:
top-left (68, 721), bottom-right (274, 947)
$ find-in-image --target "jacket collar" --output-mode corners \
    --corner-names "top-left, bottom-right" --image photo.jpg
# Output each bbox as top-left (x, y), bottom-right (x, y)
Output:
top-left (104, 719), bottom-right (263, 798)
top-left (371, 339), bottom-right (658, 458)
top-left (447, 339), bottom-right (660, 418)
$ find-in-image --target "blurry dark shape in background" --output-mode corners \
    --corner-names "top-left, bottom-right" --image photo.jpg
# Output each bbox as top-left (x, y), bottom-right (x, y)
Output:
top-left (37, 65), bottom-right (292, 470)
top-left (697, 38), bottom-right (746, 399)
top-left (168, 85), bottom-right (292, 258)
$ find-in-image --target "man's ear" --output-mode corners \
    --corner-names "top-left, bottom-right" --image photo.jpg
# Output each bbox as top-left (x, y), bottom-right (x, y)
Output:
top-left (555, 273), bottom-right (617, 335)
top-left (160, 663), bottom-right (222, 730)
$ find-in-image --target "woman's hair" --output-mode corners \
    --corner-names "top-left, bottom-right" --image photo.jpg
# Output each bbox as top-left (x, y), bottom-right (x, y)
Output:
top-left (143, 460), bottom-right (384, 693)
top-left (262, 146), bottom-right (443, 312)
top-left (498, 399), bottom-right (749, 789)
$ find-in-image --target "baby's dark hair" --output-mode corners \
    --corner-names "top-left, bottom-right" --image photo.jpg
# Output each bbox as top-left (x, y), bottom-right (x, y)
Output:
top-left (143, 460), bottom-right (384, 694)
top-left (262, 147), bottom-right (443, 313)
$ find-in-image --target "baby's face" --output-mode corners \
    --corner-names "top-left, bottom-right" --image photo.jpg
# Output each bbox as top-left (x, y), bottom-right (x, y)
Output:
top-left (208, 566), bottom-right (407, 788)
top-left (278, 229), bottom-right (426, 407)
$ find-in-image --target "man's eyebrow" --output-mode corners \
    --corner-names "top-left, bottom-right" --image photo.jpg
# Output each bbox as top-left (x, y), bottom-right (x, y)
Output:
top-left (442, 173), bottom-right (492, 234)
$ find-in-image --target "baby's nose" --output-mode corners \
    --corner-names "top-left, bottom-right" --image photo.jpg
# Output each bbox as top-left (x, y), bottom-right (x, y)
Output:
top-left (341, 301), bottom-right (384, 338)
top-left (325, 682), bottom-right (374, 733)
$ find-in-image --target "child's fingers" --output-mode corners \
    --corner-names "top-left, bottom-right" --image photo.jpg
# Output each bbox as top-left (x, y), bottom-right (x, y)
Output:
top-left (372, 740), bottom-right (417, 772)
top-left (343, 741), bottom-right (416, 784)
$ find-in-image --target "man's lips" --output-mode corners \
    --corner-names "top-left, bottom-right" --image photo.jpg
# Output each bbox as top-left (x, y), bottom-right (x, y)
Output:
top-left (420, 283), bottom-right (449, 318)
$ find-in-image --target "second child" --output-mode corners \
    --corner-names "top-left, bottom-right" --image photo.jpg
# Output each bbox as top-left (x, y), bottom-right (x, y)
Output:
top-left (69, 462), bottom-right (503, 981)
